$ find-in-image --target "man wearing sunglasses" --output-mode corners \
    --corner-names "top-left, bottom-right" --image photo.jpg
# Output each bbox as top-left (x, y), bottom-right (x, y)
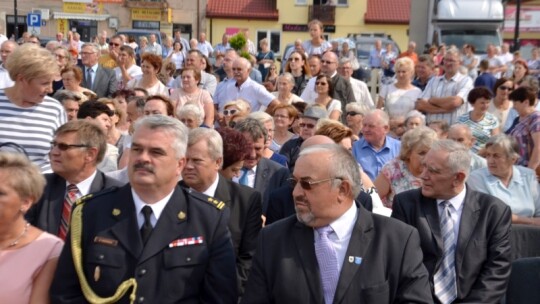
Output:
top-left (98, 35), bottom-right (124, 69)
top-left (280, 105), bottom-right (327, 173)
top-left (243, 144), bottom-right (432, 303)
top-left (26, 120), bottom-right (122, 240)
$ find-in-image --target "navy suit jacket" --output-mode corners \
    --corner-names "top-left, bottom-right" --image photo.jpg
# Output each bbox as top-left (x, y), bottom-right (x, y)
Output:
top-left (50, 185), bottom-right (237, 303)
top-left (27, 171), bottom-right (123, 235)
top-left (392, 187), bottom-right (512, 303)
top-left (253, 157), bottom-right (289, 212)
top-left (242, 204), bottom-right (433, 303)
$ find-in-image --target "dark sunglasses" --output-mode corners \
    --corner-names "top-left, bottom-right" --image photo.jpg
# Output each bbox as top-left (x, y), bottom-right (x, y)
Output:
top-left (288, 177), bottom-right (341, 190)
top-left (109, 42), bottom-right (121, 47)
top-left (346, 111), bottom-right (362, 116)
top-left (289, 57), bottom-right (302, 62)
top-left (498, 86), bottom-right (513, 91)
top-left (50, 141), bottom-right (90, 151)
top-left (299, 123), bottom-right (315, 129)
top-left (315, 81), bottom-right (328, 86)
top-left (223, 109), bottom-right (238, 116)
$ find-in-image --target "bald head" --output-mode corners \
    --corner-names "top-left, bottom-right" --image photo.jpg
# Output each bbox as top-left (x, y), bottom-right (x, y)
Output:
top-left (321, 51), bottom-right (339, 75)
top-left (448, 124), bottom-right (475, 149)
top-left (233, 57), bottom-right (252, 85)
top-left (1, 40), bottom-right (18, 64)
top-left (300, 135), bottom-right (335, 150)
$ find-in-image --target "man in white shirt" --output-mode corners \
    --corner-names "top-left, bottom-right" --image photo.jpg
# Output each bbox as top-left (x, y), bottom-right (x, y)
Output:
top-left (215, 57), bottom-right (279, 113)
top-left (114, 45), bottom-right (142, 90)
top-left (144, 34), bottom-right (162, 56)
top-left (197, 32), bottom-right (214, 58)
top-left (171, 49), bottom-right (217, 96)
top-left (338, 58), bottom-right (374, 112)
top-left (0, 40), bottom-right (17, 89)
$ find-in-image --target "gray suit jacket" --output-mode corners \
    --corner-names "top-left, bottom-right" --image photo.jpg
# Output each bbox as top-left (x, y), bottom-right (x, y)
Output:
top-left (27, 171), bottom-right (123, 235)
top-left (81, 65), bottom-right (117, 98)
top-left (392, 187), bottom-right (512, 303)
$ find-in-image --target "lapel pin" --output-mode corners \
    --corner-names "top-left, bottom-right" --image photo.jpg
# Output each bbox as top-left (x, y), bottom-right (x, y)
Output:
top-left (94, 266), bottom-right (101, 282)
top-left (112, 208), bottom-right (121, 216)
top-left (348, 256), bottom-right (354, 263)
top-left (178, 211), bottom-right (186, 220)
top-left (354, 257), bottom-right (362, 265)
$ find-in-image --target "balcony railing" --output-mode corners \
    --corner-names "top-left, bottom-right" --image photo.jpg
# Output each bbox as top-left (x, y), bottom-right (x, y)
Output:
top-left (308, 5), bottom-right (335, 24)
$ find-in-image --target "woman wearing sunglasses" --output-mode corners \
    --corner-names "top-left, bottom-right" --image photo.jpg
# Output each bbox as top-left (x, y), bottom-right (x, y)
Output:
top-left (284, 50), bottom-right (312, 96)
top-left (216, 99), bottom-right (251, 128)
top-left (311, 74), bottom-right (341, 120)
top-left (489, 78), bottom-right (514, 131)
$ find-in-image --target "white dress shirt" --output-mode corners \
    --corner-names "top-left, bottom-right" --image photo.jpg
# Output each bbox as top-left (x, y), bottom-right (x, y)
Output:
top-left (132, 188), bottom-right (175, 228)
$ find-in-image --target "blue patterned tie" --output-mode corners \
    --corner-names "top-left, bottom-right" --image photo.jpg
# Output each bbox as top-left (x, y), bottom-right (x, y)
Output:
top-left (433, 201), bottom-right (457, 304)
top-left (315, 225), bottom-right (339, 304)
top-left (239, 168), bottom-right (249, 186)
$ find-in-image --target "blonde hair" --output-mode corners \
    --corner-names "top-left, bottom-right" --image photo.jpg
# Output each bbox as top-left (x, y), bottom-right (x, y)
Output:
top-left (0, 152), bottom-right (46, 203)
top-left (7, 43), bottom-right (59, 81)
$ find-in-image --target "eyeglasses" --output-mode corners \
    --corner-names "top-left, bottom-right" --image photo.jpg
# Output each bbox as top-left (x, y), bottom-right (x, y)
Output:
top-left (289, 57), bottom-right (302, 62)
top-left (80, 52), bottom-right (96, 56)
top-left (274, 114), bottom-right (289, 119)
top-left (299, 123), bottom-right (315, 129)
top-left (321, 60), bottom-right (336, 65)
top-left (50, 141), bottom-right (90, 151)
top-left (223, 109), bottom-right (238, 116)
top-left (315, 81), bottom-right (328, 86)
top-left (498, 86), bottom-right (513, 91)
top-left (55, 54), bottom-right (66, 59)
top-left (346, 111), bottom-right (362, 116)
top-left (288, 177), bottom-right (342, 190)
top-left (109, 42), bottom-right (121, 47)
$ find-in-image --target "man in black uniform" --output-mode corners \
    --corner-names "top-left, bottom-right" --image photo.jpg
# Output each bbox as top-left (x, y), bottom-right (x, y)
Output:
top-left (51, 115), bottom-right (237, 303)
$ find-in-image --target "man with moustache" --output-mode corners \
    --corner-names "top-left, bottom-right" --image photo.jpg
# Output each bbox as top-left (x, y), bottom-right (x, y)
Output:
top-left (242, 144), bottom-right (432, 303)
top-left (51, 115), bottom-right (237, 303)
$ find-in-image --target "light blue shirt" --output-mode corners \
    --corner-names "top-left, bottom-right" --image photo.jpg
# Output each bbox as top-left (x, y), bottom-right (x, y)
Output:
top-left (468, 166), bottom-right (540, 217)
top-left (352, 136), bottom-right (401, 180)
top-left (368, 48), bottom-right (383, 68)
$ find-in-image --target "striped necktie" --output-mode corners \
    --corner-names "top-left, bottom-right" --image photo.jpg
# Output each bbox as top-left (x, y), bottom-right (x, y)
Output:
top-left (58, 184), bottom-right (79, 241)
top-left (433, 200), bottom-right (457, 304)
top-left (315, 225), bottom-right (339, 304)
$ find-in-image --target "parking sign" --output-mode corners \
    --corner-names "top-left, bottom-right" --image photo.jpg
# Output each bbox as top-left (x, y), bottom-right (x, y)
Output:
top-left (27, 14), bottom-right (41, 27)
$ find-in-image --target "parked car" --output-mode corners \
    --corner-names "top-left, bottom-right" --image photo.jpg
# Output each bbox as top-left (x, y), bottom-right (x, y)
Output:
top-left (347, 35), bottom-right (401, 82)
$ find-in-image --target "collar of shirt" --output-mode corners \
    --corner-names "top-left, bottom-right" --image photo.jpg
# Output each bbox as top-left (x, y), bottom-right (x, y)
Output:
top-left (232, 165), bottom-right (257, 184)
top-left (132, 187), bottom-right (175, 228)
top-left (327, 202), bottom-right (358, 241)
top-left (436, 186), bottom-right (466, 213)
top-left (0, 64), bottom-right (6, 71)
top-left (66, 170), bottom-right (97, 197)
top-left (358, 136), bottom-right (391, 152)
top-left (200, 173), bottom-right (220, 198)
top-left (235, 77), bottom-right (252, 90)
top-left (486, 165), bottom-right (524, 186)
top-left (87, 64), bottom-right (98, 73)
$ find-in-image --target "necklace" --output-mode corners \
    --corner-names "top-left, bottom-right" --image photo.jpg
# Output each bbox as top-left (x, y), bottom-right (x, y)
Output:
top-left (2, 222), bottom-right (30, 249)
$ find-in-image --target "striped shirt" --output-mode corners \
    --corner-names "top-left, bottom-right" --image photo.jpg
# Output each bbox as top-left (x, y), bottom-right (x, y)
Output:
top-left (420, 72), bottom-right (473, 125)
top-left (0, 90), bottom-right (67, 172)
top-left (457, 112), bottom-right (499, 153)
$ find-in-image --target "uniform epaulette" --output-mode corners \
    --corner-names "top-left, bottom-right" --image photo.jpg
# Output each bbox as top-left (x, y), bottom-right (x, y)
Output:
top-left (184, 187), bottom-right (226, 210)
top-left (74, 186), bottom-right (120, 206)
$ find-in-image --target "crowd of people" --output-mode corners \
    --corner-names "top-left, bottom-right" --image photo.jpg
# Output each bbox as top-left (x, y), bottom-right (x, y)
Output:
top-left (0, 18), bottom-right (540, 303)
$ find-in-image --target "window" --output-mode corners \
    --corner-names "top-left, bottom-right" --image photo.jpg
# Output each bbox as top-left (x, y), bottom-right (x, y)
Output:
top-left (313, 0), bottom-right (347, 5)
top-left (256, 30), bottom-right (281, 54)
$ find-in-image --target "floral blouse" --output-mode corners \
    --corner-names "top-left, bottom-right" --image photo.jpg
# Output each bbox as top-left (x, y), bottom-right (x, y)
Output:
top-left (380, 158), bottom-right (422, 208)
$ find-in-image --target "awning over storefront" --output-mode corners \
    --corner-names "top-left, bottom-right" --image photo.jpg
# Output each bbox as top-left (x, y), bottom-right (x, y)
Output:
top-left (53, 12), bottom-right (110, 21)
